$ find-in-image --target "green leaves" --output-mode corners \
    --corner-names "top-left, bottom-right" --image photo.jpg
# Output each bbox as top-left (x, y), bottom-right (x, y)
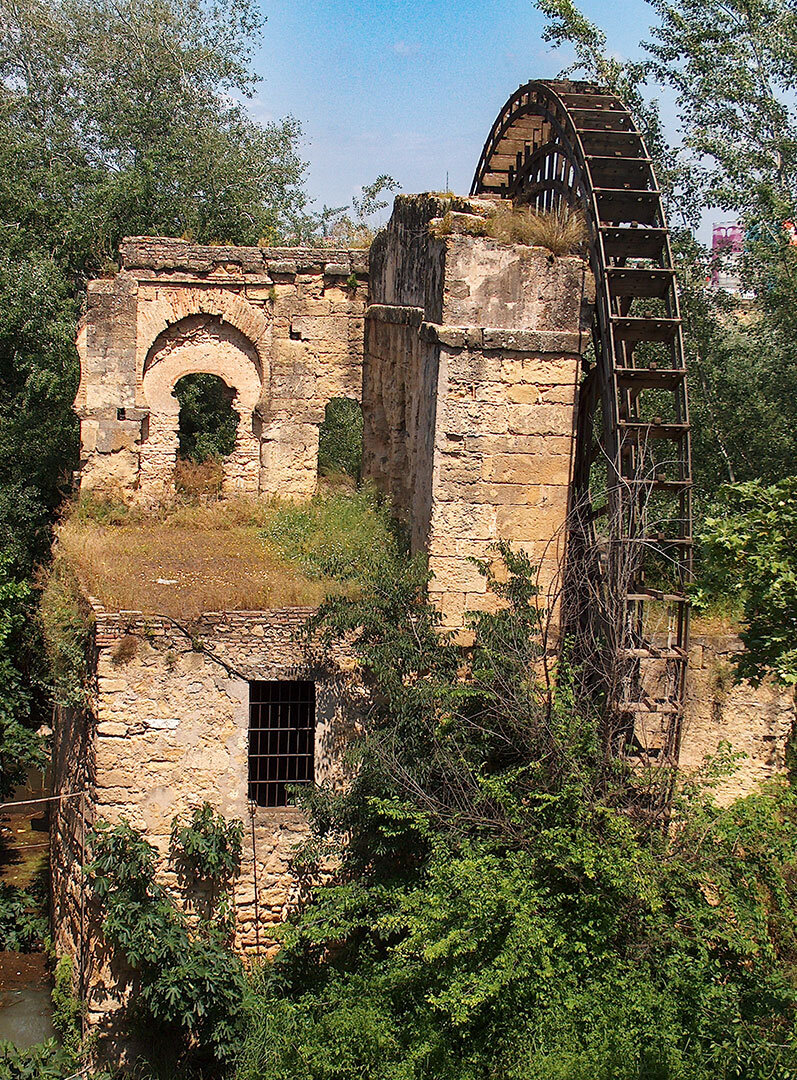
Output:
top-left (698, 478), bottom-right (797, 685)
top-left (86, 806), bottom-right (248, 1066)
top-left (237, 549), bottom-right (797, 1080)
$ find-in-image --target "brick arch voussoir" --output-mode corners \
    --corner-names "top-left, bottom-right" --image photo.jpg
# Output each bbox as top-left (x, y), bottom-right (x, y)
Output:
top-left (139, 290), bottom-right (271, 380)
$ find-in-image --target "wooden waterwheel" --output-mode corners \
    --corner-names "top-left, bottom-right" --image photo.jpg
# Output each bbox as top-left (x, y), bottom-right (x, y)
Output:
top-left (472, 80), bottom-right (693, 787)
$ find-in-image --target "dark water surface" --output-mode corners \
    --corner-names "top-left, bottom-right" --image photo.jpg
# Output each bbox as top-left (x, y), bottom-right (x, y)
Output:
top-left (0, 952), bottom-right (54, 1047)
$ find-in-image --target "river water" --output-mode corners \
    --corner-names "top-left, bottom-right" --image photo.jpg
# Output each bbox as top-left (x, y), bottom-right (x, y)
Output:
top-left (0, 769), bottom-right (56, 1048)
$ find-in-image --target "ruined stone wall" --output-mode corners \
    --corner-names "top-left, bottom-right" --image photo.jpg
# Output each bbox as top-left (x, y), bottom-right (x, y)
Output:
top-left (52, 604), bottom-right (360, 1049)
top-left (365, 195), bottom-right (594, 628)
top-left (680, 634), bottom-right (795, 804)
top-left (75, 241), bottom-right (368, 501)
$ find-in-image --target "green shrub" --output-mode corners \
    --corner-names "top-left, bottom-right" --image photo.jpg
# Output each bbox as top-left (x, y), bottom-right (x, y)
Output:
top-left (260, 486), bottom-right (407, 585)
top-left (86, 804), bottom-right (247, 1069)
top-left (51, 956), bottom-right (82, 1063)
top-left (0, 1040), bottom-right (73, 1080)
top-left (695, 477), bottom-right (797, 684)
top-left (174, 373), bottom-right (238, 464)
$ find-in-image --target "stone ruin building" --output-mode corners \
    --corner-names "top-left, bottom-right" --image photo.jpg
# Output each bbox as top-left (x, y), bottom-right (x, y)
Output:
top-left (52, 183), bottom-right (796, 1052)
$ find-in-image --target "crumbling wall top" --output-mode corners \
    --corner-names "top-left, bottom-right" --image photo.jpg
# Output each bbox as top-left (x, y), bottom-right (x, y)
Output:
top-left (118, 237), bottom-right (369, 279)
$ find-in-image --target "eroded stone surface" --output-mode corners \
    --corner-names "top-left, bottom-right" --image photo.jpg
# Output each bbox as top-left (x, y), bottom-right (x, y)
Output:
top-left (75, 241), bottom-right (368, 500)
top-left (364, 194), bottom-right (594, 629)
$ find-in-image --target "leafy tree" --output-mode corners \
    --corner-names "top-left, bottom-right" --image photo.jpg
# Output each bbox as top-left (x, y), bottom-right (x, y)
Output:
top-left (0, 0), bottom-right (314, 785)
top-left (534, 0), bottom-right (797, 523)
top-left (696, 478), bottom-right (797, 685)
top-left (318, 175), bottom-right (401, 247)
top-left (645, 0), bottom-right (797, 223)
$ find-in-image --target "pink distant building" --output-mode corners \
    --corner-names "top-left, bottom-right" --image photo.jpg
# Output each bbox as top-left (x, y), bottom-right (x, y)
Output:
top-left (711, 222), bottom-right (744, 291)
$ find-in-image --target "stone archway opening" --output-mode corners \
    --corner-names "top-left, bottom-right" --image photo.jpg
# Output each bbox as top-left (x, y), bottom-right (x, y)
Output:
top-left (318, 398), bottom-right (363, 488)
top-left (174, 373), bottom-right (240, 463)
top-left (172, 373), bottom-right (240, 497)
top-left (139, 314), bottom-right (264, 499)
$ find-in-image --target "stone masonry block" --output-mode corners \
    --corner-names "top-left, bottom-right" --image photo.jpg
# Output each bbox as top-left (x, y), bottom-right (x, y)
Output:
top-left (482, 454), bottom-right (572, 486)
top-left (500, 356), bottom-right (580, 385)
top-left (506, 404), bottom-right (575, 436)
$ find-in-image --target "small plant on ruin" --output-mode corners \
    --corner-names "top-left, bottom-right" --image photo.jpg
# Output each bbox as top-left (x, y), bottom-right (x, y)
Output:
top-left (86, 814), bottom-right (247, 1070)
top-left (51, 956), bottom-right (84, 1064)
top-left (429, 202), bottom-right (587, 255)
top-left (484, 202), bottom-right (588, 253)
top-left (39, 561), bottom-right (93, 709)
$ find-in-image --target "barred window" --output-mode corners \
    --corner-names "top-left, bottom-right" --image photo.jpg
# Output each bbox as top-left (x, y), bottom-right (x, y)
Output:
top-left (248, 680), bottom-right (315, 808)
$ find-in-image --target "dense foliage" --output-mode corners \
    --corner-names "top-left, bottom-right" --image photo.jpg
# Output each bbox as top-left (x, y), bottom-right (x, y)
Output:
top-left (234, 550), bottom-right (797, 1080)
top-left (175, 374), bottom-right (240, 464)
top-left (86, 803), bottom-right (246, 1071)
top-left (0, 0), bottom-right (312, 794)
top-left (0, 882), bottom-right (48, 952)
top-left (260, 485), bottom-right (406, 584)
top-left (696, 478), bottom-right (797, 685)
top-left (317, 397), bottom-right (364, 482)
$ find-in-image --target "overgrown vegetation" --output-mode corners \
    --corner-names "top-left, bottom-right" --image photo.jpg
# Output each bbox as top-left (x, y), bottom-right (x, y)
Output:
top-left (317, 398), bottom-right (363, 483)
top-left (695, 477), bottom-right (797, 685)
top-left (38, 562), bottom-right (92, 709)
top-left (232, 548), bottom-right (797, 1080)
top-left (431, 202), bottom-right (588, 255)
top-left (260, 486), bottom-right (406, 585)
top-left (86, 803), bottom-right (247, 1071)
top-left (175, 374), bottom-right (239, 465)
top-left (0, 882), bottom-right (48, 951)
top-left (49, 487), bottom-right (402, 620)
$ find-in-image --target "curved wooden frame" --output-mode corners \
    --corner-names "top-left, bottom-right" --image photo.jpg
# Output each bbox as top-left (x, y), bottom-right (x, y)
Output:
top-left (473, 79), bottom-right (693, 780)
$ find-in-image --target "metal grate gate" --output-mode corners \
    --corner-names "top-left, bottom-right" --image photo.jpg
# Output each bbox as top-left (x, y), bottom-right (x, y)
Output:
top-left (248, 680), bottom-right (315, 807)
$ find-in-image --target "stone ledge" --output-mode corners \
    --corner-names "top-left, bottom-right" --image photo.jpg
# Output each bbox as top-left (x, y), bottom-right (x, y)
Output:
top-left (119, 238), bottom-right (370, 277)
top-left (366, 303), bottom-right (425, 326)
top-left (416, 323), bottom-right (585, 354)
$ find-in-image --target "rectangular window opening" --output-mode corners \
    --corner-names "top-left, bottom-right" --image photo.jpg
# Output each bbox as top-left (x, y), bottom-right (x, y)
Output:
top-left (248, 680), bottom-right (315, 808)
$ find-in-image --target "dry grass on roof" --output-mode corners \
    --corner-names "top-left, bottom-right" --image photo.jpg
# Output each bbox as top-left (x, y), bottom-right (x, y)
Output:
top-left (55, 495), bottom-right (341, 621)
top-left (429, 202), bottom-right (588, 256)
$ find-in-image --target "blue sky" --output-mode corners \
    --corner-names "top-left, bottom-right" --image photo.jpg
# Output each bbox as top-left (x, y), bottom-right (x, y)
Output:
top-left (249, 0), bottom-right (663, 217)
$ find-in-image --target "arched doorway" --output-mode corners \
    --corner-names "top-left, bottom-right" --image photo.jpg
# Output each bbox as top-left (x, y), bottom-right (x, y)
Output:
top-left (140, 315), bottom-right (263, 498)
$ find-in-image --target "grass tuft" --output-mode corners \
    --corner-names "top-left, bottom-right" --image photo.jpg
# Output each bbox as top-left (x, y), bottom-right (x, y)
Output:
top-left (173, 458), bottom-right (224, 499)
top-left (430, 202), bottom-right (587, 256)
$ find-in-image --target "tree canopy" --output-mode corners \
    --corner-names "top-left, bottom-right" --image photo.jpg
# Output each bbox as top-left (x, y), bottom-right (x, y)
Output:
top-left (0, 0), bottom-right (314, 793)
